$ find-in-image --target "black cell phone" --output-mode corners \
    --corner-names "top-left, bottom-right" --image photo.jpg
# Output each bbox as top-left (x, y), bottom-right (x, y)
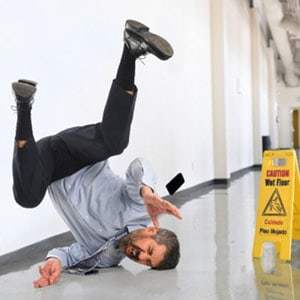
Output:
top-left (166, 173), bottom-right (185, 195)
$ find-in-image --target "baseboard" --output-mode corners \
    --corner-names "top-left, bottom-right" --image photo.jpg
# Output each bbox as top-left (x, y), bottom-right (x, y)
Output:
top-left (213, 178), bottom-right (229, 185)
top-left (253, 164), bottom-right (262, 170)
top-left (212, 165), bottom-right (261, 186)
top-left (0, 231), bottom-right (75, 276)
top-left (165, 165), bottom-right (260, 207)
top-left (231, 165), bottom-right (261, 179)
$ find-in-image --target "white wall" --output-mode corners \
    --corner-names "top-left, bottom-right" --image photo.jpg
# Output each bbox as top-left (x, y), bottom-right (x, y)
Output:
top-left (211, 0), bottom-right (256, 178)
top-left (250, 7), bottom-right (271, 165)
top-left (225, 0), bottom-right (254, 173)
top-left (0, 0), bottom-right (214, 255)
top-left (267, 46), bottom-right (279, 149)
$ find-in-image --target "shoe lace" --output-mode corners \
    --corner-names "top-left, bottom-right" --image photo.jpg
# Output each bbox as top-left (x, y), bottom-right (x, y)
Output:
top-left (11, 105), bottom-right (17, 112)
top-left (138, 55), bottom-right (147, 65)
top-left (10, 98), bottom-right (34, 112)
top-left (126, 35), bottom-right (148, 63)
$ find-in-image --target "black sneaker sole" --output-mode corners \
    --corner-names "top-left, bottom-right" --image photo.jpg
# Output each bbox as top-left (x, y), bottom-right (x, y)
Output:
top-left (125, 20), bottom-right (174, 60)
top-left (12, 82), bottom-right (37, 100)
top-left (125, 20), bottom-right (149, 33)
top-left (18, 79), bottom-right (38, 87)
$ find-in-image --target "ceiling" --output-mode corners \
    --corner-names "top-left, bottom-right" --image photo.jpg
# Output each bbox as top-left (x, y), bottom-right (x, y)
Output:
top-left (256, 0), bottom-right (300, 86)
top-left (280, 0), bottom-right (300, 63)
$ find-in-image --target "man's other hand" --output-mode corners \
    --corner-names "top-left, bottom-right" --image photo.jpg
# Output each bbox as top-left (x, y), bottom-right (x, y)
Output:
top-left (33, 258), bottom-right (62, 288)
top-left (141, 185), bottom-right (182, 228)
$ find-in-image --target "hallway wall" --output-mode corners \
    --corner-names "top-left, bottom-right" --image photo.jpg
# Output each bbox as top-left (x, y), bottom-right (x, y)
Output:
top-left (224, 0), bottom-right (255, 172)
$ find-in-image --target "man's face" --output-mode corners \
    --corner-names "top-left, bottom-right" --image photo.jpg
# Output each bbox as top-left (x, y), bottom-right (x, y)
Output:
top-left (118, 227), bottom-right (166, 268)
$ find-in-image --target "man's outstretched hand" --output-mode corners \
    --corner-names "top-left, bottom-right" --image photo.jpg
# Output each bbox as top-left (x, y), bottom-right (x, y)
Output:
top-left (141, 185), bottom-right (182, 228)
top-left (33, 258), bottom-right (62, 288)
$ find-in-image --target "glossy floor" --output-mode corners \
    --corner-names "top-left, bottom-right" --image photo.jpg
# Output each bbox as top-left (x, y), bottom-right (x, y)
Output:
top-left (1, 170), bottom-right (300, 300)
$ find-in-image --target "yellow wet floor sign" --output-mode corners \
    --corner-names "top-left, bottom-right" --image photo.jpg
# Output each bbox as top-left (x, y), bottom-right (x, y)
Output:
top-left (253, 149), bottom-right (300, 260)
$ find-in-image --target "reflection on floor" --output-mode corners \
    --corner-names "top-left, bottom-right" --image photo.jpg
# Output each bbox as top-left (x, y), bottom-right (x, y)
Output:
top-left (1, 169), bottom-right (300, 300)
top-left (254, 242), bottom-right (300, 300)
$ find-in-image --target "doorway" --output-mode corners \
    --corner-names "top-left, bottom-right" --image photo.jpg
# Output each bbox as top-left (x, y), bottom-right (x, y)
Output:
top-left (292, 109), bottom-right (299, 148)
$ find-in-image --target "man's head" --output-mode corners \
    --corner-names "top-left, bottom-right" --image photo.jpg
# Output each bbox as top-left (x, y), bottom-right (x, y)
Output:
top-left (118, 227), bottom-right (180, 270)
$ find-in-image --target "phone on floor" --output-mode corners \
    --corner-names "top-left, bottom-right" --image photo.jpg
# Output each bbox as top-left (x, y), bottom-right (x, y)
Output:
top-left (166, 173), bottom-right (185, 195)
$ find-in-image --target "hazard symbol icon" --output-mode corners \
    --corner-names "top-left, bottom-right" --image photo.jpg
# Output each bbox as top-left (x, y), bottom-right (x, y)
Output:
top-left (262, 188), bottom-right (287, 216)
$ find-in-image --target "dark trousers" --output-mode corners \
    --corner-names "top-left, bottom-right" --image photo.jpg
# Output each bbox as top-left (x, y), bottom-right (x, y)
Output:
top-left (13, 80), bottom-right (137, 208)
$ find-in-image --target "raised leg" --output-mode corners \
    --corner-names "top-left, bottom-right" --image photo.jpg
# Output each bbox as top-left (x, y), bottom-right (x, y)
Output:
top-left (11, 19), bottom-right (174, 207)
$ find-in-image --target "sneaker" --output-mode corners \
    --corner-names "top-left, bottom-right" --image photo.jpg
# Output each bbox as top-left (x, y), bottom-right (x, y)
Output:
top-left (12, 79), bottom-right (37, 106)
top-left (124, 20), bottom-right (174, 60)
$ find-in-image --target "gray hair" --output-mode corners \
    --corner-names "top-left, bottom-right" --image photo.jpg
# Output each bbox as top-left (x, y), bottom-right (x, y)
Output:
top-left (152, 228), bottom-right (180, 270)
